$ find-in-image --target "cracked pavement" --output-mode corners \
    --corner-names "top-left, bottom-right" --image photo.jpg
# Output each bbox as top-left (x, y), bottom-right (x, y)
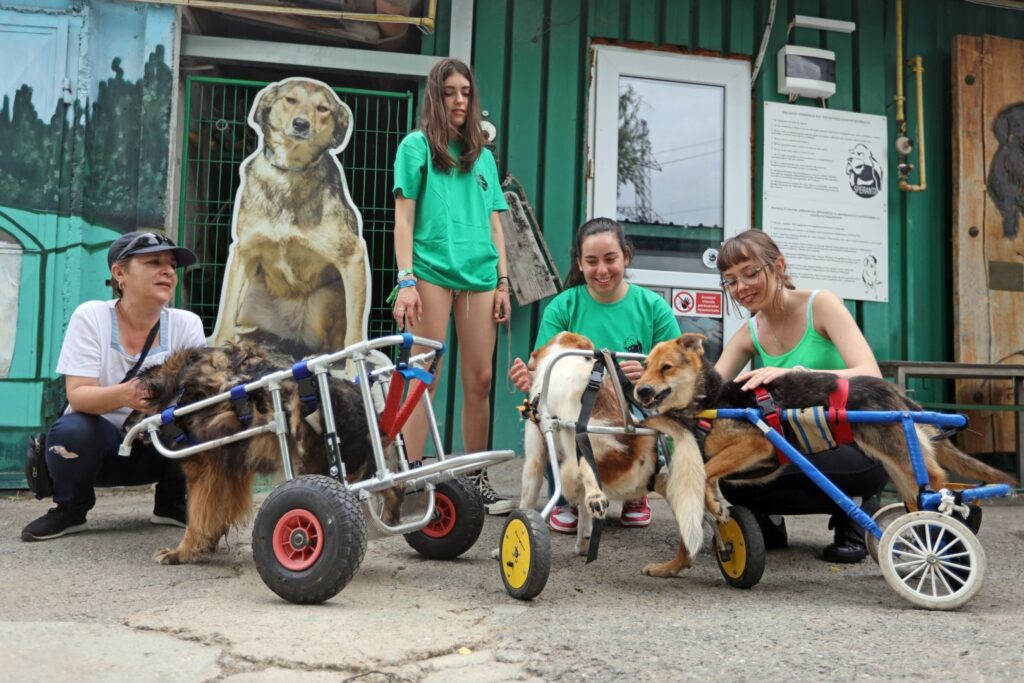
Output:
top-left (2, 461), bottom-right (1023, 681)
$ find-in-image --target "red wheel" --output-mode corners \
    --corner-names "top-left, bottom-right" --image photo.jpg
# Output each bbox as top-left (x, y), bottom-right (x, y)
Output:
top-left (420, 492), bottom-right (457, 538)
top-left (404, 476), bottom-right (484, 560)
top-left (271, 509), bottom-right (325, 571)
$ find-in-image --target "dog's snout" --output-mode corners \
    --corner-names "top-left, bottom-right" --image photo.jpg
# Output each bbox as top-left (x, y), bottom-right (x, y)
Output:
top-left (636, 385), bottom-right (655, 403)
top-left (292, 117), bottom-right (310, 133)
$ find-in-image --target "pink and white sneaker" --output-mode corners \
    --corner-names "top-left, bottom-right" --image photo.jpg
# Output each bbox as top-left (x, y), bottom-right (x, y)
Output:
top-left (621, 496), bottom-right (652, 528)
top-left (548, 505), bottom-right (578, 533)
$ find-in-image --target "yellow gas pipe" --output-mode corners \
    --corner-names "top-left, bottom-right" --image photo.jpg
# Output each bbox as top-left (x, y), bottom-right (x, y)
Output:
top-left (895, 0), bottom-right (927, 192)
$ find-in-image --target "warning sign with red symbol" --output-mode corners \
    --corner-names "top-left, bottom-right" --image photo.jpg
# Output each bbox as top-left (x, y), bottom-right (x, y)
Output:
top-left (672, 289), bottom-right (723, 318)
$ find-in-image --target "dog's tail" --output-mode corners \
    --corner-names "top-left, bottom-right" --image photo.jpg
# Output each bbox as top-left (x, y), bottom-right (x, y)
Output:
top-left (646, 415), bottom-right (706, 558)
top-left (929, 436), bottom-right (1019, 487)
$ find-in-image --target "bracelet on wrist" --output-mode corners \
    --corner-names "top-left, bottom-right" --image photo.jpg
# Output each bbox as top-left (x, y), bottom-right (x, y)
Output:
top-left (398, 279), bottom-right (417, 289)
top-left (397, 268), bottom-right (414, 280)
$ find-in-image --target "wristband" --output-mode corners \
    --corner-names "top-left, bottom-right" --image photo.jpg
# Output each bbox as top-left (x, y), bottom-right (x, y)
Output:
top-left (398, 279), bottom-right (417, 288)
top-left (397, 268), bottom-right (414, 280)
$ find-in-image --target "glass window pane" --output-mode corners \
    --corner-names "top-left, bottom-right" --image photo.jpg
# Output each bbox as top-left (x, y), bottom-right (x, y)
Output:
top-left (617, 77), bottom-right (724, 272)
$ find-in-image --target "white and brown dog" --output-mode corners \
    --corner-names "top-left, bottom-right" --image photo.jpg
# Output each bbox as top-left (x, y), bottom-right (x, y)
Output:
top-left (213, 77), bottom-right (370, 356)
top-left (520, 332), bottom-right (706, 573)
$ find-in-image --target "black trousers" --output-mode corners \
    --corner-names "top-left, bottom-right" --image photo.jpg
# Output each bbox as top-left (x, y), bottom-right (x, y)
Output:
top-left (718, 443), bottom-right (888, 516)
top-left (46, 412), bottom-right (186, 517)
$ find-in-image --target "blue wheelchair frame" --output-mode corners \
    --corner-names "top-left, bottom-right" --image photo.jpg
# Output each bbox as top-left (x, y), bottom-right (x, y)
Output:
top-left (711, 407), bottom-right (1014, 537)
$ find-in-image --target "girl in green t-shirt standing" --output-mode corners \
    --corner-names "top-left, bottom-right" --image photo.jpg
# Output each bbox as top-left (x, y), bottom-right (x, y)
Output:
top-left (391, 58), bottom-right (513, 514)
top-left (509, 218), bottom-right (679, 533)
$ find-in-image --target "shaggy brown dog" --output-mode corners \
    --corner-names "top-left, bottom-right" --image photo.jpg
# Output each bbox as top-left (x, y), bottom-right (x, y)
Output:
top-left (128, 341), bottom-right (395, 564)
top-left (634, 333), bottom-right (1018, 578)
top-left (521, 332), bottom-right (705, 565)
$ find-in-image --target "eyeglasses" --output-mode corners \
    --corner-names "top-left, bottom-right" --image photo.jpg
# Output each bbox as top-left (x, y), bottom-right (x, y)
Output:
top-left (115, 233), bottom-right (174, 261)
top-left (720, 265), bottom-right (765, 290)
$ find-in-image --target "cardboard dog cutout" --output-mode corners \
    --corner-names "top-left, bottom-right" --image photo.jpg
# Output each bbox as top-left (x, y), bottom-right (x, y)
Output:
top-left (212, 77), bottom-right (371, 357)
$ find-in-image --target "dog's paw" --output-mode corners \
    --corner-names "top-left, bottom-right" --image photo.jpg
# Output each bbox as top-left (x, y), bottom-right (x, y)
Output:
top-left (154, 547), bottom-right (182, 565)
top-left (575, 536), bottom-right (591, 556)
top-left (642, 561), bottom-right (685, 578)
top-left (585, 492), bottom-right (609, 518)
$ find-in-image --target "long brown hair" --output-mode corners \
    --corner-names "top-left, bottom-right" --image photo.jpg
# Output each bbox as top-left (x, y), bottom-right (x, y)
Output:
top-left (421, 58), bottom-right (485, 173)
top-left (565, 217), bottom-right (634, 288)
top-left (718, 229), bottom-right (794, 310)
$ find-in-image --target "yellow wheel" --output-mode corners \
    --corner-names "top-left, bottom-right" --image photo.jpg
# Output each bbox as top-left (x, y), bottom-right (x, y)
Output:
top-left (715, 506), bottom-right (766, 589)
top-left (500, 509), bottom-right (550, 600)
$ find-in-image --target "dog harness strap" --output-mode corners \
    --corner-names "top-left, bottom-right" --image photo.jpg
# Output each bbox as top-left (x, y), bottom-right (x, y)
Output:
top-left (229, 385), bottom-right (253, 426)
top-left (575, 356), bottom-right (607, 564)
top-left (827, 379), bottom-right (855, 445)
top-left (753, 387), bottom-right (789, 464)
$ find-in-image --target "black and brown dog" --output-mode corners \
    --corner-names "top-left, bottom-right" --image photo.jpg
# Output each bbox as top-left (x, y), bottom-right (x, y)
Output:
top-left (633, 333), bottom-right (1017, 578)
top-left (127, 341), bottom-right (397, 565)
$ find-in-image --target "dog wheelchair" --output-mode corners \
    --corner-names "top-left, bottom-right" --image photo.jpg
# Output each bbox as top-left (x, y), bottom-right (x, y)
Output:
top-left (502, 348), bottom-right (1015, 610)
top-left (119, 333), bottom-right (514, 604)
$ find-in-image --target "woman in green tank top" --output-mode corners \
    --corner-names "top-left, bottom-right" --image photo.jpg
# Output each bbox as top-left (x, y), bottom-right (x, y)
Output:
top-left (713, 229), bottom-right (888, 564)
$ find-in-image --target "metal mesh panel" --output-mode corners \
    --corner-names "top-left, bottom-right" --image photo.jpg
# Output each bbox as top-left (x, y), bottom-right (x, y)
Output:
top-left (176, 76), bottom-right (413, 343)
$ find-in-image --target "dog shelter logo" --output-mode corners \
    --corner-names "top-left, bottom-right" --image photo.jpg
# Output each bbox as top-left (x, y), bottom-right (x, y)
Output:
top-left (212, 77), bottom-right (371, 358)
top-left (846, 143), bottom-right (883, 198)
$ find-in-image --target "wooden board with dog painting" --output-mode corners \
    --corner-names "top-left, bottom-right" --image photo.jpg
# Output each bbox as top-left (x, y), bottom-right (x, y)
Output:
top-left (952, 35), bottom-right (1024, 455)
top-left (211, 77), bottom-right (371, 358)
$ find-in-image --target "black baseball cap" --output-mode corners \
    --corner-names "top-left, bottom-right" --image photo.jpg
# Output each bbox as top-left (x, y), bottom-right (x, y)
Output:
top-left (107, 231), bottom-right (197, 269)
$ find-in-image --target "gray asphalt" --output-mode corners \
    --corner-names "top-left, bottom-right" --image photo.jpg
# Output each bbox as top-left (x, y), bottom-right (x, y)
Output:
top-left (2, 461), bottom-right (1022, 682)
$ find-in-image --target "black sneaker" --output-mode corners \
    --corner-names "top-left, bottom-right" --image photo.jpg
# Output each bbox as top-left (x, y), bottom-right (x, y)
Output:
top-left (467, 469), bottom-right (515, 515)
top-left (753, 511), bottom-right (788, 550)
top-left (150, 499), bottom-right (187, 528)
top-left (21, 507), bottom-right (88, 542)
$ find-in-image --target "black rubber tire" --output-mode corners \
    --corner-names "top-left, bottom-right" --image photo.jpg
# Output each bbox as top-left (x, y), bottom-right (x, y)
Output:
top-left (252, 475), bottom-right (367, 604)
top-left (404, 476), bottom-right (484, 560)
top-left (499, 509), bottom-right (551, 601)
top-left (715, 505), bottom-right (767, 589)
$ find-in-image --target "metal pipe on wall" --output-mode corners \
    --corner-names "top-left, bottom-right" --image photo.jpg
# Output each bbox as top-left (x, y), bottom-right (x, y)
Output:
top-left (895, 0), bottom-right (927, 192)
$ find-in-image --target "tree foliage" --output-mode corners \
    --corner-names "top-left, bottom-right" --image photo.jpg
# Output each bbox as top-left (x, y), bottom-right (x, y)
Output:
top-left (0, 45), bottom-right (172, 231)
top-left (617, 85), bottom-right (661, 223)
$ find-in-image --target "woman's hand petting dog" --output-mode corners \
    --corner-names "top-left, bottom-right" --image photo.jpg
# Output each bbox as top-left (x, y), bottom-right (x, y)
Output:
top-left (122, 378), bottom-right (154, 413)
top-left (392, 286), bottom-right (422, 330)
top-left (619, 360), bottom-right (644, 383)
top-left (734, 365), bottom-right (808, 391)
top-left (509, 357), bottom-right (531, 393)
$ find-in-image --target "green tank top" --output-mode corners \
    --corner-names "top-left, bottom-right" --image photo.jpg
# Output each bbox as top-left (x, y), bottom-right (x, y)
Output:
top-left (749, 291), bottom-right (846, 370)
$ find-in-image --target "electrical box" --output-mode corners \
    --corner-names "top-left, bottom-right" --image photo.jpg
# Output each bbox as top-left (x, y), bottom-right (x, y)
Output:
top-left (777, 45), bottom-right (837, 99)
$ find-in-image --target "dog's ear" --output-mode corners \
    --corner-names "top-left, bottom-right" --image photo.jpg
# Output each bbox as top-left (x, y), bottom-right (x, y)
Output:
top-left (330, 99), bottom-right (350, 149)
top-left (254, 84), bottom-right (280, 131)
top-left (678, 333), bottom-right (705, 356)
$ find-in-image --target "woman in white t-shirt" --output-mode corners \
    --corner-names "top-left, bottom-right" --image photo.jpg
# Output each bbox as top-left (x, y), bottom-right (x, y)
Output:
top-left (21, 232), bottom-right (207, 542)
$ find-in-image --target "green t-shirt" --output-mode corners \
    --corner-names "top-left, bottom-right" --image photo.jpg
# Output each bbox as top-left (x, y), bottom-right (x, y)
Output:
top-left (749, 290), bottom-right (847, 370)
top-left (533, 284), bottom-right (679, 354)
top-left (392, 131), bottom-right (508, 290)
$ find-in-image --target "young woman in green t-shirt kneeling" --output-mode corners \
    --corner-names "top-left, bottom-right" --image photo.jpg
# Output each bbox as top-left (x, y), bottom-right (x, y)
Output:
top-left (510, 218), bottom-right (679, 533)
top-left (391, 58), bottom-right (513, 514)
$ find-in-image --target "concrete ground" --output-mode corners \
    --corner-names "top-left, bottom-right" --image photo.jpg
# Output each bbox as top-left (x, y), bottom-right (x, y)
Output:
top-left (1, 461), bottom-right (1022, 682)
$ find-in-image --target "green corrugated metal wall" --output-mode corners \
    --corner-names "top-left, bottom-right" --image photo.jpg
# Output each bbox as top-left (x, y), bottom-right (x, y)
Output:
top-left (428, 0), bottom-right (1024, 454)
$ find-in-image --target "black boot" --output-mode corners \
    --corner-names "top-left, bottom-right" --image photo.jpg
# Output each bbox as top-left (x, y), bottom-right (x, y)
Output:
top-left (753, 511), bottom-right (788, 550)
top-left (822, 514), bottom-right (867, 564)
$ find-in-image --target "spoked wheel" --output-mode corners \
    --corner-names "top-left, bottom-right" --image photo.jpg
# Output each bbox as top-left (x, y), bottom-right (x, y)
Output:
top-left (878, 511), bottom-right (986, 610)
top-left (714, 506), bottom-right (766, 589)
top-left (252, 475), bottom-right (367, 604)
top-left (404, 476), bottom-right (484, 560)
top-left (866, 502), bottom-right (908, 564)
top-left (500, 509), bottom-right (550, 601)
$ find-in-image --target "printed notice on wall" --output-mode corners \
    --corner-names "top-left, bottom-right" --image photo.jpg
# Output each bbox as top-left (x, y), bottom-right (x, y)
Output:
top-left (763, 102), bottom-right (888, 302)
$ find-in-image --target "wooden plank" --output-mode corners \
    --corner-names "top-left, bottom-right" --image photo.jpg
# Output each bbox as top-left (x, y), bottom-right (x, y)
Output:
top-left (499, 189), bottom-right (562, 305)
top-left (951, 34), bottom-right (992, 453)
top-left (981, 34), bottom-right (1024, 452)
top-left (663, 0), bottom-right (691, 48)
